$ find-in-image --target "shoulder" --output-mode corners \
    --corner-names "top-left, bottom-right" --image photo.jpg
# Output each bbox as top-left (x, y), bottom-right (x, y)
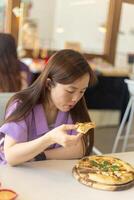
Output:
top-left (19, 60), bottom-right (30, 72)
top-left (5, 100), bottom-right (21, 118)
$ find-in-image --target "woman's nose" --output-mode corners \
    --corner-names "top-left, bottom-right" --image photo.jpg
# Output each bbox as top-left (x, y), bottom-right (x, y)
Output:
top-left (72, 94), bottom-right (81, 102)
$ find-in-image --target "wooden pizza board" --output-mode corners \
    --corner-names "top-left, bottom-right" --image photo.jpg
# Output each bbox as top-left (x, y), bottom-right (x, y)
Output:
top-left (72, 166), bottom-right (134, 191)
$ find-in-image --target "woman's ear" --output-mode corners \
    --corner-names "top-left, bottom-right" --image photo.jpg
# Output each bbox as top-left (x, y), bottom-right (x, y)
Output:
top-left (46, 78), bottom-right (52, 89)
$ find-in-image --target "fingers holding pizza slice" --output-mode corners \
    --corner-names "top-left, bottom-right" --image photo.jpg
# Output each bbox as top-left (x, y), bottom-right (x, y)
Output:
top-left (75, 122), bottom-right (96, 134)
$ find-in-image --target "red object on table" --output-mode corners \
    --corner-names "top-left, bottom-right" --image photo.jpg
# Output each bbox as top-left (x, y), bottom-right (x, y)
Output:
top-left (0, 189), bottom-right (18, 200)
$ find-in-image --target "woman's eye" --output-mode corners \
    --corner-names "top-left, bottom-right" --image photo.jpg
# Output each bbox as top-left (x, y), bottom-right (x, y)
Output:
top-left (80, 90), bottom-right (85, 94)
top-left (66, 90), bottom-right (75, 94)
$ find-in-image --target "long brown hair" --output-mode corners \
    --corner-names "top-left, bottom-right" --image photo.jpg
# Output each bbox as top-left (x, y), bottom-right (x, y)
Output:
top-left (0, 33), bottom-right (21, 92)
top-left (5, 49), bottom-right (96, 155)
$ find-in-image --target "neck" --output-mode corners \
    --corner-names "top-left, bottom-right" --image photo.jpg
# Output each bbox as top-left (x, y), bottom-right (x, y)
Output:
top-left (43, 92), bottom-right (57, 112)
top-left (43, 93), bottom-right (58, 125)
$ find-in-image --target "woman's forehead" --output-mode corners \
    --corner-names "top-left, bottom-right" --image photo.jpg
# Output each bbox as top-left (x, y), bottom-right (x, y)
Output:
top-left (57, 74), bottom-right (89, 88)
top-left (71, 73), bottom-right (89, 84)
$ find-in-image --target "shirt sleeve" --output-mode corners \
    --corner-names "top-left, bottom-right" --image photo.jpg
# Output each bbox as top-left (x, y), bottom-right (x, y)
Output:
top-left (19, 61), bottom-right (32, 84)
top-left (0, 101), bottom-right (28, 142)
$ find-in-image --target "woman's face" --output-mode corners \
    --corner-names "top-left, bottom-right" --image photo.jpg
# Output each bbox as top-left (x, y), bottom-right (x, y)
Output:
top-left (49, 73), bottom-right (89, 112)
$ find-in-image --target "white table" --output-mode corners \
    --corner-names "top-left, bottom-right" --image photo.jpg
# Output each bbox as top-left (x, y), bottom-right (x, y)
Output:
top-left (0, 152), bottom-right (134, 200)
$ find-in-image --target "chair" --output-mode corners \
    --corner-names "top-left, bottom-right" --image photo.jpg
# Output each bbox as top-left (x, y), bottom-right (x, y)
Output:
top-left (93, 146), bottom-right (102, 155)
top-left (112, 79), bottom-right (134, 153)
top-left (0, 93), bottom-right (14, 126)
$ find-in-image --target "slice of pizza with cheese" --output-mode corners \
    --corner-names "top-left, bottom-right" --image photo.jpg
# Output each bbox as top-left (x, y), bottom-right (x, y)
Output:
top-left (76, 122), bottom-right (95, 134)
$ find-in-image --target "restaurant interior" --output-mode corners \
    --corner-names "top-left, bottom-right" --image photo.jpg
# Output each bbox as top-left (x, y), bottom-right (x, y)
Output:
top-left (0, 0), bottom-right (134, 154)
top-left (0, 1), bottom-right (134, 199)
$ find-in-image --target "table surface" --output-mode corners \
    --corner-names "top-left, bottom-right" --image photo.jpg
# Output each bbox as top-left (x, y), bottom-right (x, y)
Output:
top-left (0, 152), bottom-right (134, 200)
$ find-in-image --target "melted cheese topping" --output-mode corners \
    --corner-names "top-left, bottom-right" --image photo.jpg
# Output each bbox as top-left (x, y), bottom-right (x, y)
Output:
top-left (76, 122), bottom-right (96, 134)
top-left (75, 156), bottom-right (134, 185)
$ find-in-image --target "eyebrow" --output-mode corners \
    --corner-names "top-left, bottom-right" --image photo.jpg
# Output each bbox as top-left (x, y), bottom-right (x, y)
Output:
top-left (69, 86), bottom-right (88, 90)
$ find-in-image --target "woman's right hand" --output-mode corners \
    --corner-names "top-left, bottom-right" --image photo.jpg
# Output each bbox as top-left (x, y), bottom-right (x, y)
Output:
top-left (48, 124), bottom-right (82, 147)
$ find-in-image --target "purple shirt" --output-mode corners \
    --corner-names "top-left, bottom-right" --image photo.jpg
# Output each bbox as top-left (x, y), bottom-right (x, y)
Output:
top-left (0, 102), bottom-right (76, 164)
top-left (19, 61), bottom-right (32, 85)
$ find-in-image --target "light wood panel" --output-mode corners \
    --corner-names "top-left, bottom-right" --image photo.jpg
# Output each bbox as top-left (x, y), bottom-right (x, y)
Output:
top-left (5, 0), bottom-right (20, 43)
top-left (104, 0), bottom-right (122, 64)
top-left (123, 0), bottom-right (134, 4)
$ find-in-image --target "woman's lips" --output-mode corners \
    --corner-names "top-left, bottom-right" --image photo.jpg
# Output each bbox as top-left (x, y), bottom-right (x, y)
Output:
top-left (68, 104), bottom-right (75, 109)
top-left (64, 105), bottom-right (73, 110)
top-left (63, 104), bottom-right (76, 110)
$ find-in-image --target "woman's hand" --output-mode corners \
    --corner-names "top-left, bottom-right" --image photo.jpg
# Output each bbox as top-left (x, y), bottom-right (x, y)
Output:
top-left (49, 124), bottom-right (82, 147)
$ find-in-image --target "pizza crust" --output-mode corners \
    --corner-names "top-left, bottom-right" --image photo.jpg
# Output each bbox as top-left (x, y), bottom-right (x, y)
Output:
top-left (72, 155), bottom-right (134, 191)
top-left (76, 122), bottom-right (95, 134)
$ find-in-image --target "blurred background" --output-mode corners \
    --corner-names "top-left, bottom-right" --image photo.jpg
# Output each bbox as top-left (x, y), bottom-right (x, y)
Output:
top-left (0, 0), bottom-right (134, 154)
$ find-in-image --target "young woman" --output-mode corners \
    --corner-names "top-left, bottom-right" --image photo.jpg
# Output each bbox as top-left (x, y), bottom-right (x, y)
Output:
top-left (0, 33), bottom-right (31, 92)
top-left (0, 49), bottom-right (96, 165)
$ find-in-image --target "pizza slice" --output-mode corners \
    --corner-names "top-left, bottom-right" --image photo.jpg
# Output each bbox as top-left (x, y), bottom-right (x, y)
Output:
top-left (76, 122), bottom-right (96, 134)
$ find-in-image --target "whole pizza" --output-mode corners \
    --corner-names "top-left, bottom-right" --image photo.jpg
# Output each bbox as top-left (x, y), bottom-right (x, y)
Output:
top-left (72, 155), bottom-right (134, 191)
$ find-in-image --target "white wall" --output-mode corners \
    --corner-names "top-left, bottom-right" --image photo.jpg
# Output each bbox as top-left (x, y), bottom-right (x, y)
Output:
top-left (115, 3), bottom-right (134, 68)
top-left (29, 0), bottom-right (134, 65)
top-left (30, 0), bottom-right (109, 53)
top-left (30, 0), bottom-right (57, 48)
top-left (0, 0), bottom-right (5, 31)
top-left (117, 3), bottom-right (134, 53)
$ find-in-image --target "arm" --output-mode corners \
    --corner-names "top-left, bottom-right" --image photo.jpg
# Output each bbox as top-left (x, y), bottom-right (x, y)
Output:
top-left (20, 71), bottom-right (28, 89)
top-left (44, 138), bottom-right (84, 160)
top-left (4, 124), bottom-right (82, 166)
top-left (4, 133), bottom-right (54, 166)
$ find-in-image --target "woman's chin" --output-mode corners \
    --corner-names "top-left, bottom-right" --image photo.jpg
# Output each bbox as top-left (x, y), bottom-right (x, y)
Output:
top-left (60, 106), bottom-right (71, 112)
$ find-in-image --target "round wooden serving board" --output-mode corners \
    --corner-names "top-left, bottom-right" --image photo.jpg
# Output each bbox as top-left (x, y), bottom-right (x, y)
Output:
top-left (72, 166), bottom-right (134, 191)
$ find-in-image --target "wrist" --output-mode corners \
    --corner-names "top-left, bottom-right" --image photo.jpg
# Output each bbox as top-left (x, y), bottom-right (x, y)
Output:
top-left (35, 152), bottom-right (46, 161)
top-left (43, 131), bottom-right (55, 145)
